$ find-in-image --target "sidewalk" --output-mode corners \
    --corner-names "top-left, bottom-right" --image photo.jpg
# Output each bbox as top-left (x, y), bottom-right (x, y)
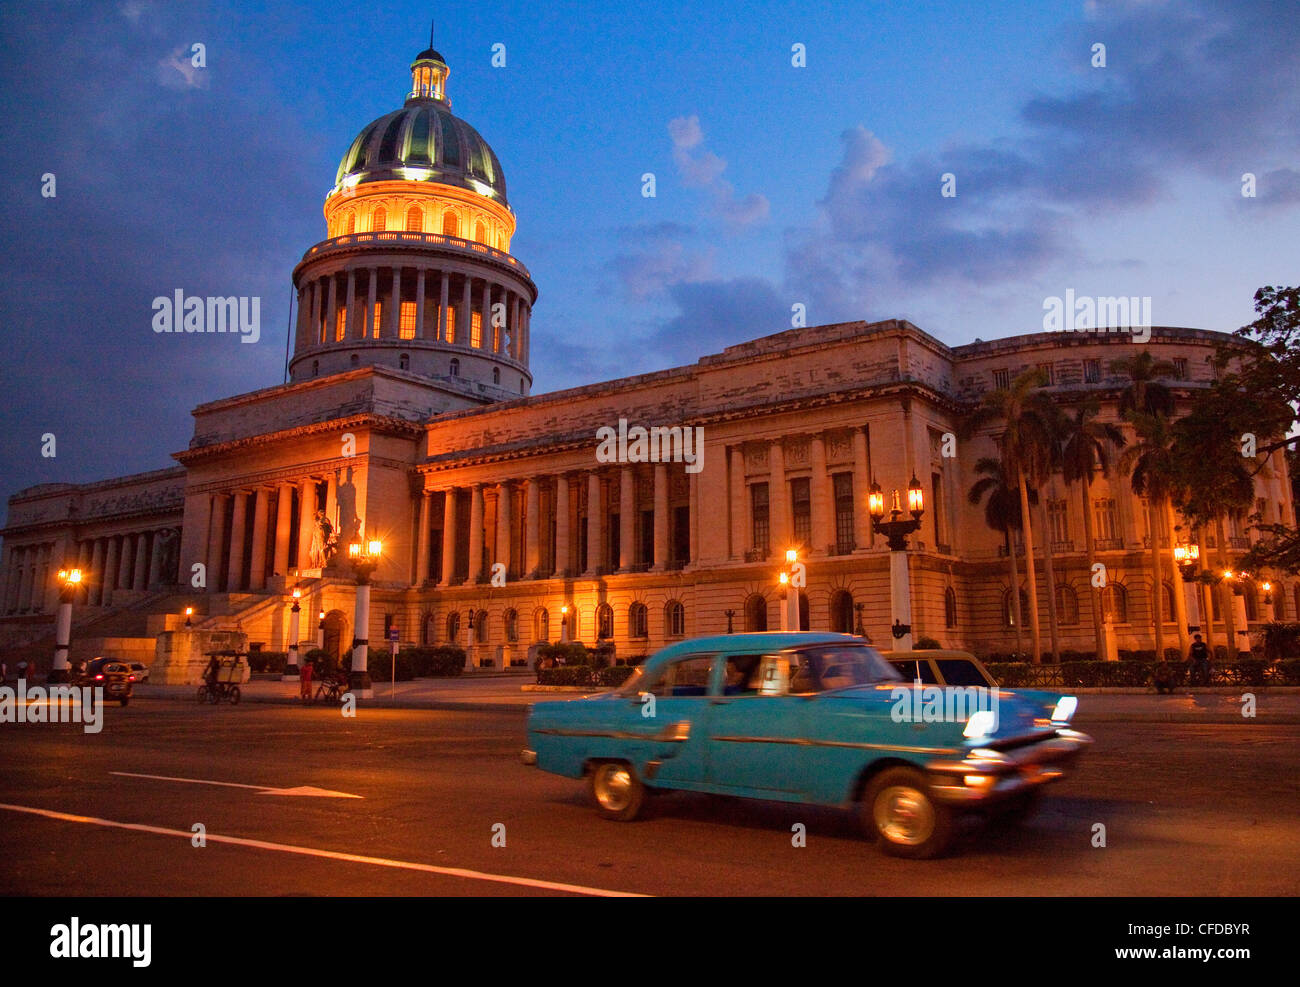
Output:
top-left (131, 676), bottom-right (1300, 722)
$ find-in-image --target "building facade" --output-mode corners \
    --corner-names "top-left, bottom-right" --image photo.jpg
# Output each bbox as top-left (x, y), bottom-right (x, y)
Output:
top-left (2, 43), bottom-right (1294, 671)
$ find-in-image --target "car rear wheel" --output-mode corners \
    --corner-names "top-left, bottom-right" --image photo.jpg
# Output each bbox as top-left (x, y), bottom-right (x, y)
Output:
top-left (589, 761), bottom-right (646, 822)
top-left (229, 686), bottom-right (241, 706)
top-left (196, 686), bottom-right (209, 703)
top-left (862, 767), bottom-right (954, 859)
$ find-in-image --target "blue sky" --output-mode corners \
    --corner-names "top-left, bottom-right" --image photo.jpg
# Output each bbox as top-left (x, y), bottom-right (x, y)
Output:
top-left (1, 0), bottom-right (1296, 514)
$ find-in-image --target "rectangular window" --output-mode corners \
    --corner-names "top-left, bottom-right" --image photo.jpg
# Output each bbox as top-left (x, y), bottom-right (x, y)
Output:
top-left (1037, 363), bottom-right (1055, 386)
top-left (445, 307), bottom-right (456, 343)
top-left (751, 483), bottom-right (770, 558)
top-left (931, 471), bottom-right (950, 548)
top-left (1094, 498), bottom-right (1118, 542)
top-left (993, 368), bottom-right (1010, 390)
top-left (1048, 498), bottom-right (1069, 544)
top-left (399, 301), bottom-right (417, 339)
top-left (471, 311), bottom-right (483, 348)
top-left (1173, 357), bottom-right (1188, 380)
top-left (833, 473), bottom-right (855, 554)
top-left (791, 478), bottom-right (811, 548)
top-left (335, 307), bottom-right (347, 342)
top-left (1083, 359), bottom-right (1101, 383)
top-left (372, 301), bottom-right (382, 339)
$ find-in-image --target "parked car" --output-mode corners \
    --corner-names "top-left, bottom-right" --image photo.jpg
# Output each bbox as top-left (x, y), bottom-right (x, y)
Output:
top-left (73, 657), bottom-right (136, 706)
top-left (882, 649), bottom-right (998, 688)
top-left (524, 632), bottom-right (1090, 857)
top-left (128, 662), bottom-right (150, 684)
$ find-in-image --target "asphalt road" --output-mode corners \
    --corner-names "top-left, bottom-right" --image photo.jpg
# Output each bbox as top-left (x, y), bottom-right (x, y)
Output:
top-left (1, 701), bottom-right (1296, 896)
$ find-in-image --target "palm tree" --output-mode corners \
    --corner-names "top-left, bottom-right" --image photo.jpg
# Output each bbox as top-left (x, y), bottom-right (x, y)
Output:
top-left (1110, 351), bottom-right (1176, 419)
top-left (968, 456), bottom-right (1032, 657)
top-left (962, 368), bottom-right (1059, 663)
top-left (1121, 411), bottom-right (1182, 660)
top-left (1060, 399), bottom-right (1126, 659)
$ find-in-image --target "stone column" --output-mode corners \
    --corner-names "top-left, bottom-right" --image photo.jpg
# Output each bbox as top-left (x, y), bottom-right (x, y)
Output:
top-left (439, 271), bottom-right (450, 341)
top-left (273, 482), bottom-right (294, 575)
top-left (852, 428), bottom-right (872, 550)
top-left (416, 490), bottom-right (432, 586)
top-left (482, 281), bottom-right (492, 349)
top-left (524, 478), bottom-right (540, 576)
top-left (249, 487), bottom-right (271, 590)
top-left (324, 470), bottom-right (339, 531)
top-left (310, 279), bottom-right (322, 343)
top-left (461, 276), bottom-right (473, 345)
top-left (326, 275), bottom-right (338, 341)
top-left (415, 267), bottom-right (427, 338)
top-left (689, 469), bottom-right (699, 566)
top-left (769, 440), bottom-right (790, 554)
top-left (366, 268), bottom-right (378, 338)
top-left (511, 296), bottom-right (521, 359)
top-left (117, 533), bottom-right (135, 593)
top-left (584, 472), bottom-right (603, 575)
top-left (227, 492), bottom-right (249, 592)
top-left (132, 532), bottom-right (149, 590)
top-left (296, 479), bottom-right (317, 570)
top-left (440, 489), bottom-right (458, 587)
top-left (653, 463), bottom-right (669, 570)
top-left (810, 433), bottom-right (832, 554)
top-left (207, 494), bottom-right (230, 593)
top-left (390, 265), bottom-right (402, 336)
top-left (295, 284), bottom-right (309, 349)
top-left (90, 539), bottom-right (106, 606)
top-left (730, 445), bottom-right (747, 559)
top-left (555, 475), bottom-right (571, 577)
top-left (344, 269), bottom-right (356, 338)
top-left (147, 531), bottom-right (165, 587)
top-left (495, 482), bottom-right (512, 574)
top-left (468, 484), bottom-right (485, 584)
top-left (619, 468), bottom-right (636, 570)
top-left (102, 537), bottom-right (119, 606)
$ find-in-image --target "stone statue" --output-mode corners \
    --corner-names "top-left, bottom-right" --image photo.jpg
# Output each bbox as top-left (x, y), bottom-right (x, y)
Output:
top-left (309, 510), bottom-right (335, 569)
top-left (156, 527), bottom-right (181, 584)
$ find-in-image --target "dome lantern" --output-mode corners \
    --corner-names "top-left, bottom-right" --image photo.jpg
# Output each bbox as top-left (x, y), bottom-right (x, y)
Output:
top-left (409, 21), bottom-right (450, 103)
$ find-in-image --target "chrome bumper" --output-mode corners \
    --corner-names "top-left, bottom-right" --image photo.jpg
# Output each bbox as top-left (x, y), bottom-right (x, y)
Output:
top-left (927, 728), bottom-right (1092, 805)
top-left (520, 748), bottom-right (537, 766)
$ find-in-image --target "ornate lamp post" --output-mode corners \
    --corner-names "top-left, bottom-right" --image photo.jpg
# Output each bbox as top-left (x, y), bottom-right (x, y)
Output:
top-left (1220, 570), bottom-right (1252, 657)
top-left (777, 548), bottom-right (801, 631)
top-left (184, 606), bottom-right (194, 628)
top-left (347, 538), bottom-right (382, 697)
top-left (868, 476), bottom-right (925, 652)
top-left (317, 609), bottom-right (326, 649)
top-left (283, 587), bottom-right (302, 680)
top-left (1172, 535), bottom-right (1202, 636)
top-left (724, 609), bottom-right (735, 634)
top-left (559, 604), bottom-right (570, 643)
top-left (854, 602), bottom-right (868, 641)
top-left (49, 567), bottom-right (83, 683)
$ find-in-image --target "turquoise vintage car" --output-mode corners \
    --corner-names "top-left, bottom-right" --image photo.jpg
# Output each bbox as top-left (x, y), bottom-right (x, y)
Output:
top-left (523, 632), bottom-right (1091, 857)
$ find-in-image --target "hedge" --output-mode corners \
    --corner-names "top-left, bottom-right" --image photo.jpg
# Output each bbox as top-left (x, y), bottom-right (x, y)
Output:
top-left (535, 666), bottom-right (636, 688)
top-left (247, 651), bottom-right (288, 674)
top-left (984, 659), bottom-right (1300, 688)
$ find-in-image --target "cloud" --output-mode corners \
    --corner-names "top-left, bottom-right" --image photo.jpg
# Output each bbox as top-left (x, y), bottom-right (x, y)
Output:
top-left (667, 114), bottom-right (770, 231)
top-left (158, 44), bottom-right (207, 90)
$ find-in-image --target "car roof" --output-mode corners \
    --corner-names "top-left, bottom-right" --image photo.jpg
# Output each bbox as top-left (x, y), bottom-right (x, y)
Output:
top-left (882, 650), bottom-right (980, 661)
top-left (644, 632), bottom-right (866, 669)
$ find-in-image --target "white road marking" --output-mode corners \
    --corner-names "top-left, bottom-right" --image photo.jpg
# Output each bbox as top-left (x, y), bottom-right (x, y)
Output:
top-left (110, 771), bottom-right (362, 799)
top-left (0, 802), bottom-right (647, 897)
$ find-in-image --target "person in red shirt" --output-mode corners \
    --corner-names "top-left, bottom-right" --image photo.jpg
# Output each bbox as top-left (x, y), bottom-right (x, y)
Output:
top-left (300, 657), bottom-right (314, 700)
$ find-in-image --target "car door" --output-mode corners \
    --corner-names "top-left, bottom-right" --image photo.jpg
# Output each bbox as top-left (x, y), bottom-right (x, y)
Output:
top-left (703, 653), bottom-right (807, 797)
top-left (630, 653), bottom-right (718, 789)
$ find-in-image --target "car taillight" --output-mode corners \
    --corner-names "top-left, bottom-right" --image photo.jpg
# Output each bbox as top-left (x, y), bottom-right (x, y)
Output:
top-left (128, 675), bottom-right (136, 682)
top-left (95, 674), bottom-right (104, 681)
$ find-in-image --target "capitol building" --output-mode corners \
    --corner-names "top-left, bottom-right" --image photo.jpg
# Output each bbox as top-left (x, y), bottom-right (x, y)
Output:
top-left (2, 41), bottom-right (1294, 681)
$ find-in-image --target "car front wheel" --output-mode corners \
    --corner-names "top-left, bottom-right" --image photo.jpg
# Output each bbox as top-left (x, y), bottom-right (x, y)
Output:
top-left (588, 761), bottom-right (646, 822)
top-left (862, 767), bottom-right (954, 859)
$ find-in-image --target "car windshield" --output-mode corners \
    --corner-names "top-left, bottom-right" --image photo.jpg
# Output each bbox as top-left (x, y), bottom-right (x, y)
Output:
top-left (794, 644), bottom-right (904, 692)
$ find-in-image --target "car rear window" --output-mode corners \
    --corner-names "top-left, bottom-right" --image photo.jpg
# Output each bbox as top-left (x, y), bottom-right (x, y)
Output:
top-left (890, 659), bottom-right (938, 684)
top-left (934, 659), bottom-right (989, 687)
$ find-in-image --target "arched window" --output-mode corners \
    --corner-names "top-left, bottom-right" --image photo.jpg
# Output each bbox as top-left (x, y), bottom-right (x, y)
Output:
top-left (534, 607), bottom-right (549, 643)
top-left (1003, 588), bottom-right (1031, 627)
top-left (311, 360), bottom-right (319, 377)
top-left (1163, 581), bottom-right (1178, 622)
top-left (345, 211), bottom-right (356, 235)
top-left (399, 353), bottom-right (410, 371)
top-left (829, 590), bottom-right (854, 634)
top-left (475, 609), bottom-right (489, 643)
top-left (474, 220), bottom-right (487, 243)
top-left (421, 612), bottom-right (435, 645)
top-left (442, 211), bottom-right (458, 236)
top-left (1056, 584), bottom-right (1080, 625)
top-left (406, 206), bottom-right (423, 232)
top-left (596, 603), bottom-right (614, 640)
top-left (449, 358), bottom-right (460, 376)
top-left (446, 611), bottom-right (460, 642)
top-left (492, 367), bottom-right (500, 385)
top-left (372, 207), bottom-right (387, 232)
top-left (944, 587), bottom-right (958, 628)
top-left (629, 602), bottom-right (648, 639)
top-left (503, 608), bottom-right (518, 643)
top-left (744, 594), bottom-right (768, 632)
top-left (1106, 583), bottom-right (1129, 624)
top-left (350, 353), bottom-right (359, 367)
top-left (665, 600), bottom-right (686, 638)
top-left (520, 379), bottom-right (525, 394)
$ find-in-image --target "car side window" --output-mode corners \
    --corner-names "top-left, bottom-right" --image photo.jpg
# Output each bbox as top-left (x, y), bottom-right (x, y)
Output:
top-left (891, 659), bottom-right (938, 684)
top-left (934, 659), bottom-right (987, 687)
top-left (722, 654), bottom-right (764, 695)
top-left (644, 655), bottom-right (716, 697)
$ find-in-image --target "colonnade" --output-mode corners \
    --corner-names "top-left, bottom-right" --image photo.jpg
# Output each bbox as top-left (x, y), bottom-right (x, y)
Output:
top-left (2, 527), bottom-right (181, 613)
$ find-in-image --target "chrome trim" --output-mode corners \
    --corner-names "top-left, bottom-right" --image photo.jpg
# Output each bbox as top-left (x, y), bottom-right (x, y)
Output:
top-left (520, 748), bottom-right (537, 766)
top-left (710, 735), bottom-right (961, 755)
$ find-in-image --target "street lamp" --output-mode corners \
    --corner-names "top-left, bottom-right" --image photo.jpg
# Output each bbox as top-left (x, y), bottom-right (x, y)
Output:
top-left (283, 586), bottom-right (302, 680)
top-left (1219, 570), bottom-right (1252, 657)
top-left (724, 609), bottom-right (735, 634)
top-left (184, 606), bottom-right (194, 628)
top-left (317, 609), bottom-right (326, 649)
top-left (777, 548), bottom-right (802, 631)
top-left (868, 476), bottom-right (925, 651)
top-left (559, 604), bottom-right (570, 643)
top-left (1173, 533), bottom-right (1202, 635)
top-left (347, 538), bottom-right (382, 697)
top-left (49, 567), bottom-right (83, 683)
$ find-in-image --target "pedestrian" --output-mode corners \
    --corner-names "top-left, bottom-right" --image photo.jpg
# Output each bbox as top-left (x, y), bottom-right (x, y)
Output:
top-left (16, 658), bottom-right (28, 681)
top-left (0, 659), bottom-right (7, 683)
top-left (1187, 633), bottom-right (1211, 686)
top-left (300, 656), bottom-right (314, 701)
